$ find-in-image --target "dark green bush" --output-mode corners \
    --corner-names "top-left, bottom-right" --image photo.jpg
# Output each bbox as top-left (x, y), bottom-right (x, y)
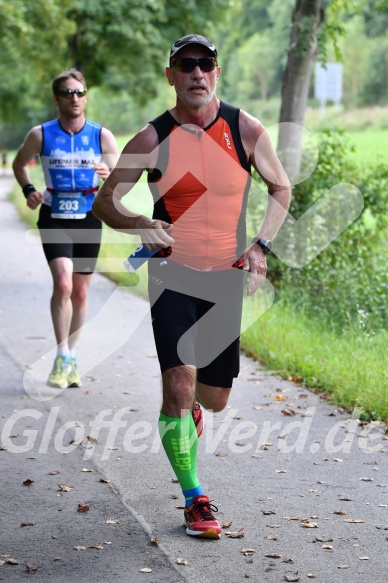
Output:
top-left (250, 130), bottom-right (388, 334)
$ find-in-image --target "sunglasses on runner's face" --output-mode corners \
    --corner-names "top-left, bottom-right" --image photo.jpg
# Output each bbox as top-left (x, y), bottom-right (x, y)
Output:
top-left (57, 89), bottom-right (88, 98)
top-left (171, 57), bottom-right (217, 73)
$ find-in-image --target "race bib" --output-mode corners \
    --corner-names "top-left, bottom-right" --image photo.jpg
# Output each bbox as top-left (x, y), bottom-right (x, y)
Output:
top-left (51, 192), bottom-right (87, 219)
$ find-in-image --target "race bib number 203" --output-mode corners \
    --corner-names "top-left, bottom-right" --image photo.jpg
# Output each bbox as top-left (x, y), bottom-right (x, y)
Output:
top-left (51, 192), bottom-right (87, 219)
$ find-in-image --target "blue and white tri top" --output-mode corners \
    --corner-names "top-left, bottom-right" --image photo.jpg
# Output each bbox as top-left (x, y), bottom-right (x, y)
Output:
top-left (40, 119), bottom-right (103, 214)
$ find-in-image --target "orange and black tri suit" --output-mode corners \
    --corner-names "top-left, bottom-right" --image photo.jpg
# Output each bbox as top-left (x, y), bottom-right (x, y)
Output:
top-left (147, 102), bottom-right (252, 387)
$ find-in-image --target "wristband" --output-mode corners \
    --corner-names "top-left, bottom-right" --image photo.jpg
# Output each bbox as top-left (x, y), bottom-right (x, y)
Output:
top-left (22, 184), bottom-right (36, 199)
top-left (252, 237), bottom-right (273, 255)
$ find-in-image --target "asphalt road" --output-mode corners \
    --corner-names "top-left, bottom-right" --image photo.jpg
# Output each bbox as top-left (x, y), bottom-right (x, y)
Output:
top-left (0, 173), bottom-right (387, 583)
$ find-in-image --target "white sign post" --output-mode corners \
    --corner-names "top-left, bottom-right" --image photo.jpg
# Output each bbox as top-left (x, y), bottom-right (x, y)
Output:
top-left (314, 62), bottom-right (343, 117)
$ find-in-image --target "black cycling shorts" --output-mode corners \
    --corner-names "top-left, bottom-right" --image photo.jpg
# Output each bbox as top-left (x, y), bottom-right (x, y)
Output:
top-left (37, 203), bottom-right (102, 274)
top-left (148, 260), bottom-right (245, 388)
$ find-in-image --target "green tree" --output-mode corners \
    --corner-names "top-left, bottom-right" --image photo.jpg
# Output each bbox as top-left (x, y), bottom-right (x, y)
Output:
top-left (362, 0), bottom-right (388, 37)
top-left (278, 0), bottom-right (361, 180)
top-left (360, 37), bottom-right (388, 105)
top-left (340, 15), bottom-right (370, 107)
top-left (228, 32), bottom-right (282, 102)
top-left (0, 0), bottom-right (229, 126)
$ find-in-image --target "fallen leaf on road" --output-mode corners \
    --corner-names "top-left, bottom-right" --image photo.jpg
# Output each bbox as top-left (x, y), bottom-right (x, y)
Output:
top-left (77, 504), bottom-right (90, 512)
top-left (307, 575), bottom-right (317, 578)
top-left (265, 553), bottom-right (281, 558)
top-left (215, 451), bottom-right (228, 457)
top-left (105, 519), bottom-right (120, 524)
top-left (149, 538), bottom-right (158, 545)
top-left (261, 441), bottom-right (273, 448)
top-left (264, 534), bottom-right (278, 540)
top-left (81, 468), bottom-right (93, 472)
top-left (222, 522), bottom-right (232, 528)
top-left (224, 528), bottom-right (244, 538)
top-left (86, 436), bottom-right (97, 444)
top-left (359, 477), bottom-right (374, 481)
top-left (322, 545), bottom-right (333, 550)
top-left (0, 557), bottom-right (17, 566)
top-left (26, 564), bottom-right (38, 573)
top-left (315, 536), bottom-right (333, 542)
top-left (262, 510), bottom-right (276, 515)
top-left (288, 375), bottom-right (303, 383)
top-left (334, 510), bottom-right (347, 515)
top-left (344, 519), bottom-right (365, 523)
top-left (23, 479), bottom-right (34, 486)
top-left (99, 478), bottom-right (112, 484)
top-left (276, 469), bottom-right (287, 473)
top-left (284, 576), bottom-right (299, 582)
top-left (58, 484), bottom-right (73, 492)
top-left (20, 523), bottom-right (35, 527)
top-left (359, 556), bottom-right (369, 560)
top-left (338, 565), bottom-right (349, 569)
top-left (301, 521), bottom-right (318, 528)
top-left (176, 558), bottom-right (189, 565)
top-left (74, 546), bottom-right (87, 551)
top-left (283, 515), bottom-right (301, 520)
top-left (48, 471), bottom-right (60, 475)
top-left (139, 567), bottom-right (152, 573)
top-left (87, 545), bottom-right (103, 550)
top-left (241, 548), bottom-right (256, 555)
top-left (275, 395), bottom-right (288, 402)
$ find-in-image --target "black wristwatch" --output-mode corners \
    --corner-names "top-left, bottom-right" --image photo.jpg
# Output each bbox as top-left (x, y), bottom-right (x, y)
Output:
top-left (252, 238), bottom-right (272, 255)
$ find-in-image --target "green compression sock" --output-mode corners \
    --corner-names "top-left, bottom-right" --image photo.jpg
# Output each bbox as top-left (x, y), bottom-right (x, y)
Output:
top-left (159, 412), bottom-right (201, 501)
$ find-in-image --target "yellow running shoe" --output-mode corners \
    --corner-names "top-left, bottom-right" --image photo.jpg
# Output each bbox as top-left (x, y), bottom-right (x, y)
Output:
top-left (67, 357), bottom-right (82, 388)
top-left (47, 356), bottom-right (71, 389)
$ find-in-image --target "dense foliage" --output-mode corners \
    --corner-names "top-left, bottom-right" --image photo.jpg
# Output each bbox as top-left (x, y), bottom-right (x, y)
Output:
top-left (0, 0), bottom-right (228, 144)
top-left (261, 131), bottom-right (388, 334)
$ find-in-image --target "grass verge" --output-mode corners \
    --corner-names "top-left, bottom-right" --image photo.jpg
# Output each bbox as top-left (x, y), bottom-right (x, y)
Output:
top-left (241, 298), bottom-right (388, 422)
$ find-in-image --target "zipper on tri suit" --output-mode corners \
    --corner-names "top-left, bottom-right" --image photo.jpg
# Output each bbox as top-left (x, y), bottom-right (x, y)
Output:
top-left (197, 130), bottom-right (209, 269)
top-left (70, 133), bottom-right (75, 191)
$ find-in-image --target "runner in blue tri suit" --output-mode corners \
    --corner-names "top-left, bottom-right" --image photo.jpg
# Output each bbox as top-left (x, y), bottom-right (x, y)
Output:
top-left (13, 69), bottom-right (119, 389)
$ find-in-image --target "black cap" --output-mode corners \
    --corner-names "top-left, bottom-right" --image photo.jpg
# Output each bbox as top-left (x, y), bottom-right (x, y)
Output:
top-left (169, 34), bottom-right (217, 65)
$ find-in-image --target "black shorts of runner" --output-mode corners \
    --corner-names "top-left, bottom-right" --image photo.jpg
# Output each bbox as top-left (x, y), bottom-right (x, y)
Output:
top-left (148, 259), bottom-right (245, 388)
top-left (37, 203), bottom-right (102, 274)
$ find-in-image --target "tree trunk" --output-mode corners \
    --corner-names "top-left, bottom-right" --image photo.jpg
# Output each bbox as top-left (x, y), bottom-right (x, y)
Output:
top-left (278, 0), bottom-right (324, 181)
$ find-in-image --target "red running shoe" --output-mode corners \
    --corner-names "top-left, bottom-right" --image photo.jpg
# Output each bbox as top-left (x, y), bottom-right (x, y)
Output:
top-left (192, 402), bottom-right (204, 438)
top-left (184, 495), bottom-right (221, 539)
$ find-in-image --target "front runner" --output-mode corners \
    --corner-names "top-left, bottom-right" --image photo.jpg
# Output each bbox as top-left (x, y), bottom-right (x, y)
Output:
top-left (13, 69), bottom-right (119, 389)
top-left (93, 34), bottom-right (291, 538)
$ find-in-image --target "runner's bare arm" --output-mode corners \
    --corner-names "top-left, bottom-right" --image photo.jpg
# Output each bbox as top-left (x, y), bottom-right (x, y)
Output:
top-left (12, 126), bottom-right (44, 210)
top-left (93, 124), bottom-right (174, 250)
top-left (93, 127), bottom-right (120, 180)
top-left (239, 111), bottom-right (291, 295)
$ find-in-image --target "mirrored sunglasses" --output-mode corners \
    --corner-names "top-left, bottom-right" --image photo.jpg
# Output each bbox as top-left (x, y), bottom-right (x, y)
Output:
top-left (57, 89), bottom-right (88, 98)
top-left (171, 57), bottom-right (217, 73)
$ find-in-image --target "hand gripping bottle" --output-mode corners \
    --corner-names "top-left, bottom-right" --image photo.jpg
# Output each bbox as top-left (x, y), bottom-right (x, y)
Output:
top-left (123, 244), bottom-right (172, 273)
